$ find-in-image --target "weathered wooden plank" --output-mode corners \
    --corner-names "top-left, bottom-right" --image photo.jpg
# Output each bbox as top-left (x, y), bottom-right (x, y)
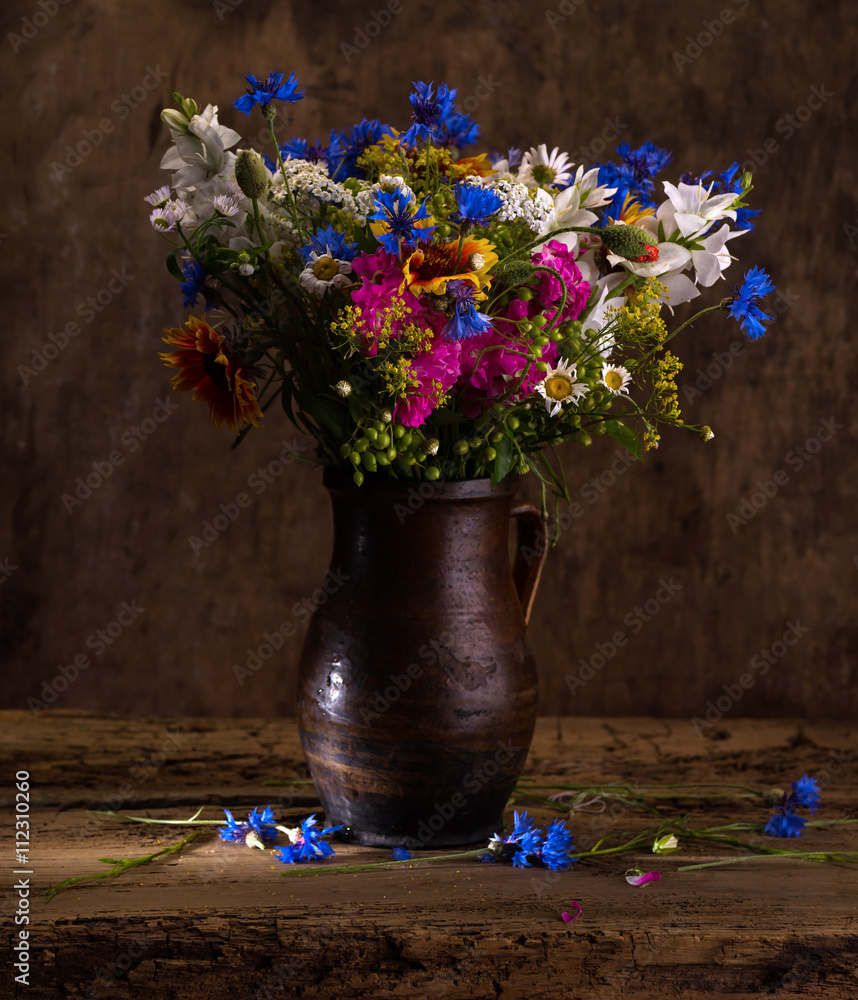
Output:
top-left (1, 712), bottom-right (856, 999)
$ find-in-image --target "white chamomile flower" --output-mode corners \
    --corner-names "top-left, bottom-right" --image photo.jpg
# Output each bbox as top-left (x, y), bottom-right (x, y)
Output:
top-left (144, 185), bottom-right (172, 207)
top-left (535, 360), bottom-right (588, 417)
top-left (599, 363), bottom-right (632, 395)
top-left (299, 252), bottom-right (353, 296)
top-left (332, 380), bottom-right (352, 397)
top-left (518, 144), bottom-right (574, 191)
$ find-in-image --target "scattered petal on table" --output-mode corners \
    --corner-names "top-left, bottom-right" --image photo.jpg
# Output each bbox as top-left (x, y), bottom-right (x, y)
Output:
top-left (561, 901), bottom-right (582, 922)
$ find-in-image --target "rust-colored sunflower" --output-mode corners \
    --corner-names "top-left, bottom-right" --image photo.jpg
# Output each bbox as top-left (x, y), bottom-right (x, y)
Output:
top-left (160, 315), bottom-right (263, 432)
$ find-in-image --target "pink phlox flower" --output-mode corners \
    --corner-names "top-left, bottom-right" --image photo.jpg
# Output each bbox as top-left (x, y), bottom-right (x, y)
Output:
top-left (394, 337), bottom-right (461, 427)
top-left (459, 323), bottom-right (558, 417)
top-left (625, 869), bottom-right (661, 887)
top-left (531, 239), bottom-right (591, 323)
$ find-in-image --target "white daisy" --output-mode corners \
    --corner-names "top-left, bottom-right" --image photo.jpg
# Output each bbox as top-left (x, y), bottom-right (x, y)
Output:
top-left (332, 381), bottom-right (352, 397)
top-left (299, 252), bottom-right (353, 296)
top-left (599, 363), bottom-right (632, 395)
top-left (144, 185), bottom-right (171, 207)
top-left (535, 360), bottom-right (588, 417)
top-left (518, 144), bottom-right (574, 191)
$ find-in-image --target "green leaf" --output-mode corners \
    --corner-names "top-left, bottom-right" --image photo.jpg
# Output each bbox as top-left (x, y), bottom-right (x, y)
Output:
top-left (491, 435), bottom-right (514, 487)
top-left (602, 418), bottom-right (642, 461)
top-left (166, 251), bottom-right (184, 282)
top-left (299, 393), bottom-right (348, 440)
top-left (352, 224), bottom-right (380, 254)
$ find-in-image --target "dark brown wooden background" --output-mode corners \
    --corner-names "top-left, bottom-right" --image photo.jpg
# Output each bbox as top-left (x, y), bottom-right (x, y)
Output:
top-left (1, 0), bottom-right (855, 721)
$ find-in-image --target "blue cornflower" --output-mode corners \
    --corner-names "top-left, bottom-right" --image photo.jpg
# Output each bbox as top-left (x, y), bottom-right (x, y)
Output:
top-left (453, 183), bottom-right (503, 227)
top-left (490, 146), bottom-right (522, 170)
top-left (299, 224), bottom-right (359, 264)
top-left (481, 811), bottom-right (545, 868)
top-left (596, 141), bottom-right (673, 218)
top-left (369, 188), bottom-right (435, 253)
top-left (274, 814), bottom-right (343, 864)
top-left (261, 137), bottom-right (330, 173)
top-left (390, 847), bottom-right (412, 861)
top-left (443, 280), bottom-right (493, 341)
top-left (179, 258), bottom-right (213, 311)
top-left (539, 818), bottom-right (577, 871)
top-left (233, 70), bottom-right (305, 116)
top-left (328, 117), bottom-right (393, 180)
top-left (764, 774), bottom-right (821, 838)
top-left (726, 265), bottom-right (776, 340)
top-left (617, 140), bottom-right (673, 187)
top-left (700, 162), bottom-right (763, 232)
top-left (438, 110), bottom-right (481, 149)
top-left (400, 81), bottom-right (457, 147)
top-left (218, 806), bottom-right (278, 845)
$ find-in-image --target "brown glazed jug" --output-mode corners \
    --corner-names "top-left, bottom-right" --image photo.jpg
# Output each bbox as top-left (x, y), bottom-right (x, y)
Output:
top-left (296, 468), bottom-right (549, 847)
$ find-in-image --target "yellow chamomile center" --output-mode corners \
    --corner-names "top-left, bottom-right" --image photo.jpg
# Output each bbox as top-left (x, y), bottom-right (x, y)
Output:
top-left (544, 374), bottom-right (572, 401)
top-left (604, 370), bottom-right (624, 391)
top-left (313, 256), bottom-right (341, 281)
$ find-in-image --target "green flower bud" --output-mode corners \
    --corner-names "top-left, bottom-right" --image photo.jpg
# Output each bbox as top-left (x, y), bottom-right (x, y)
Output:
top-left (600, 224), bottom-right (659, 262)
top-left (362, 451), bottom-right (377, 472)
top-left (490, 430), bottom-right (504, 444)
top-left (364, 427), bottom-right (378, 442)
top-left (377, 432), bottom-right (391, 449)
top-left (507, 416), bottom-right (520, 431)
top-left (352, 469), bottom-right (364, 487)
top-left (494, 258), bottom-right (535, 289)
top-left (700, 425), bottom-right (715, 442)
top-left (349, 451), bottom-right (361, 466)
top-left (375, 452), bottom-right (390, 466)
top-left (483, 446), bottom-right (497, 462)
top-left (339, 443), bottom-right (352, 458)
top-left (160, 108), bottom-right (191, 134)
top-left (354, 438), bottom-right (369, 452)
top-left (454, 439), bottom-right (469, 455)
top-left (386, 446), bottom-right (397, 462)
top-left (235, 149), bottom-right (268, 200)
top-left (425, 466), bottom-right (441, 481)
top-left (652, 834), bottom-right (679, 854)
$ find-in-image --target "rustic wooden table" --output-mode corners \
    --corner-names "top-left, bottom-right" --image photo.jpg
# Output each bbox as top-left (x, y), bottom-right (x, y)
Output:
top-left (2, 711), bottom-right (856, 999)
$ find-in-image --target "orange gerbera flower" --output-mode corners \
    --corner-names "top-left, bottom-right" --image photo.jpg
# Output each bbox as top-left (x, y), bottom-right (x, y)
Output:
top-left (160, 315), bottom-right (263, 432)
top-left (401, 237), bottom-right (498, 298)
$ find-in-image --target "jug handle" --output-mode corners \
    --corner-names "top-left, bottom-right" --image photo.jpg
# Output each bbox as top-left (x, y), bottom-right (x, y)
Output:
top-left (511, 503), bottom-right (549, 628)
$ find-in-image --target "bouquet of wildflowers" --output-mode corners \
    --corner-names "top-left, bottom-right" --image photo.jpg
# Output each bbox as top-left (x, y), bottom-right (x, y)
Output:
top-left (148, 72), bottom-right (773, 499)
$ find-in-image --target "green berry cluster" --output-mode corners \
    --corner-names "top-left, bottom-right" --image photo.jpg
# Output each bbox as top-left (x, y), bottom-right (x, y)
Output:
top-left (340, 417), bottom-right (442, 486)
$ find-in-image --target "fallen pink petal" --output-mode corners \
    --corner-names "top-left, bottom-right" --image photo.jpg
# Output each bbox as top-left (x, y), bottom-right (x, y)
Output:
top-left (625, 871), bottom-right (661, 886)
top-left (561, 902), bottom-right (582, 922)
